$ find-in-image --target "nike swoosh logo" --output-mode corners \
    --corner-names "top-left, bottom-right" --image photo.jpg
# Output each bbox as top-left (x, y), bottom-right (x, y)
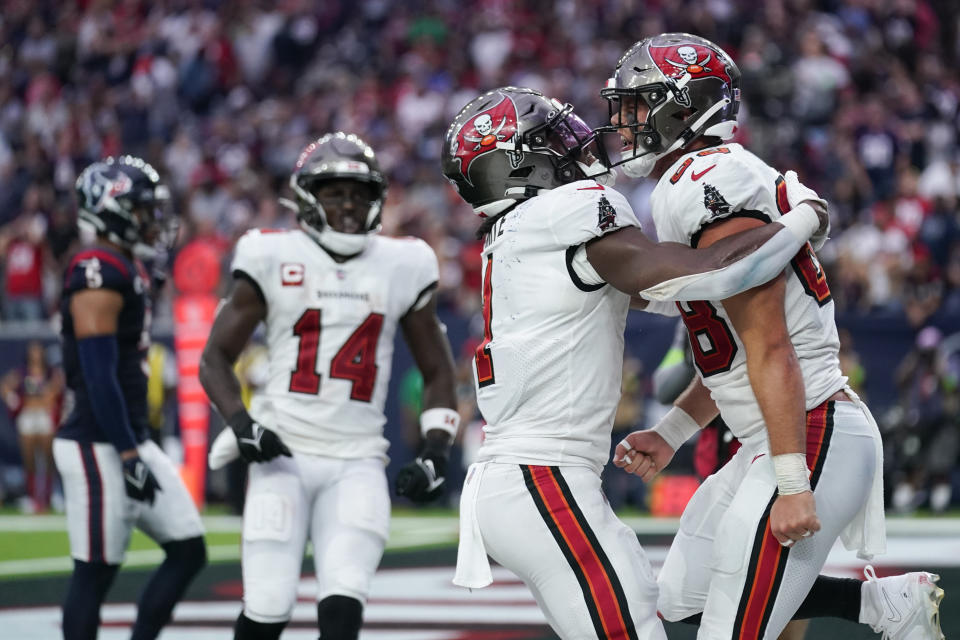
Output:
top-left (125, 472), bottom-right (146, 489)
top-left (420, 459), bottom-right (445, 492)
top-left (881, 586), bottom-right (902, 623)
top-left (577, 185), bottom-right (605, 191)
top-left (239, 425), bottom-right (264, 451)
top-left (751, 453), bottom-right (766, 464)
top-left (691, 165), bottom-right (717, 181)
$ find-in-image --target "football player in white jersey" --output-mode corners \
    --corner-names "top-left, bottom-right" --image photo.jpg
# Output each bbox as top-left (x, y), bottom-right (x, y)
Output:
top-left (441, 86), bottom-right (831, 640)
top-left (603, 33), bottom-right (944, 640)
top-left (198, 133), bottom-right (459, 640)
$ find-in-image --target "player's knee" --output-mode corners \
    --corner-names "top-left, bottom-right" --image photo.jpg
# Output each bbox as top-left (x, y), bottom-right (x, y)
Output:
top-left (657, 586), bottom-right (697, 623)
top-left (162, 536), bottom-right (207, 577)
top-left (328, 566), bottom-right (372, 600)
top-left (243, 583), bottom-right (298, 622)
top-left (317, 595), bottom-right (363, 640)
top-left (164, 536), bottom-right (207, 564)
top-left (71, 558), bottom-right (120, 593)
top-left (233, 612), bottom-right (286, 640)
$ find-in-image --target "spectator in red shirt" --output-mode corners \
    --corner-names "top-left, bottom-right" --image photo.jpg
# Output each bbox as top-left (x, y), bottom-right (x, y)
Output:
top-left (2, 199), bottom-right (50, 321)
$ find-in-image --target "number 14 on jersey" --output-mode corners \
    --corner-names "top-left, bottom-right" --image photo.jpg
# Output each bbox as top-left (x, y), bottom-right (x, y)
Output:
top-left (290, 309), bottom-right (384, 402)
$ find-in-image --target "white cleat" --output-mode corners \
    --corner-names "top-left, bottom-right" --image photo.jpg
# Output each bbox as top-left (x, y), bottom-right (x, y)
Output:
top-left (861, 565), bottom-right (945, 640)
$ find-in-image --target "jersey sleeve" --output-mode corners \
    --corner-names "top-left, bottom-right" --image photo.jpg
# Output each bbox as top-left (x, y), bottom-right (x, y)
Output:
top-left (63, 250), bottom-right (133, 296)
top-left (401, 239), bottom-right (440, 314)
top-left (231, 230), bottom-right (273, 303)
top-left (656, 153), bottom-right (778, 247)
top-left (547, 182), bottom-right (640, 248)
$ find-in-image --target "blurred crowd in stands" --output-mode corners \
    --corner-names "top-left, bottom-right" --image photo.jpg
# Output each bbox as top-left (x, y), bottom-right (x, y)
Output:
top-left (0, 0), bottom-right (959, 512)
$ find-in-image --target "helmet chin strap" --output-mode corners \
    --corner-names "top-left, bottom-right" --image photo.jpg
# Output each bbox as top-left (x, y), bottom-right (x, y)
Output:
top-left (620, 152), bottom-right (658, 178)
top-left (621, 97), bottom-right (733, 179)
top-left (577, 160), bottom-right (617, 186)
top-left (294, 195), bottom-right (378, 258)
top-left (300, 219), bottom-right (370, 257)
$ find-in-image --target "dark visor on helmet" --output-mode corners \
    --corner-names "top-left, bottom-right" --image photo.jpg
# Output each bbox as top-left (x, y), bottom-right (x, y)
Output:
top-left (516, 103), bottom-right (612, 174)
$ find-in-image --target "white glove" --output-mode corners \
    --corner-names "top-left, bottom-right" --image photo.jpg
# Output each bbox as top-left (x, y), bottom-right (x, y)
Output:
top-left (208, 427), bottom-right (240, 470)
top-left (783, 170), bottom-right (829, 251)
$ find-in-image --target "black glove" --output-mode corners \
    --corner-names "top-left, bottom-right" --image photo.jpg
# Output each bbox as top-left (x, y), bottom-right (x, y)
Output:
top-left (396, 442), bottom-right (448, 503)
top-left (229, 409), bottom-right (292, 463)
top-left (122, 456), bottom-right (162, 505)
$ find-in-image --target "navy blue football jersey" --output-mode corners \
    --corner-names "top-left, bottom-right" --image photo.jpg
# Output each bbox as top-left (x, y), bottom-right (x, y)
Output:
top-left (58, 246), bottom-right (152, 445)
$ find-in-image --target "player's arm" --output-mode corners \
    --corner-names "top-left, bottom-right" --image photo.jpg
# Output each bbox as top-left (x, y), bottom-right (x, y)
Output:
top-left (71, 289), bottom-right (161, 503)
top-left (199, 276), bottom-right (290, 463)
top-left (586, 195), bottom-right (824, 302)
top-left (701, 217), bottom-right (820, 547)
top-left (395, 293), bottom-right (460, 503)
top-left (614, 375), bottom-right (717, 481)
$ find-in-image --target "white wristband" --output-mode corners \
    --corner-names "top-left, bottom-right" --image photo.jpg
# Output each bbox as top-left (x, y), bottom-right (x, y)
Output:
top-left (420, 407), bottom-right (460, 438)
top-left (772, 453), bottom-right (811, 495)
top-left (651, 406), bottom-right (701, 452)
top-left (777, 203), bottom-right (818, 243)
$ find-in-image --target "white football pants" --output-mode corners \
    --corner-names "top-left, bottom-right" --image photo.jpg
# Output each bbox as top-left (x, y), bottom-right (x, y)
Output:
top-left (471, 462), bottom-right (666, 640)
top-left (53, 438), bottom-right (204, 564)
top-left (240, 453), bottom-right (389, 623)
top-left (658, 400), bottom-right (879, 640)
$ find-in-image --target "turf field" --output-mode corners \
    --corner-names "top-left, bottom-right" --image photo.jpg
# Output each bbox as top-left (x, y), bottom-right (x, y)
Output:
top-left (0, 512), bottom-right (953, 639)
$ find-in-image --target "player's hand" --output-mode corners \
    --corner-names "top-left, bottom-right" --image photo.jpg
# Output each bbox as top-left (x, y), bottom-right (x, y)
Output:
top-left (228, 410), bottom-right (292, 463)
top-left (613, 430), bottom-right (675, 482)
top-left (770, 491), bottom-right (821, 547)
top-left (783, 170), bottom-right (829, 250)
top-left (396, 440), bottom-right (448, 503)
top-left (122, 456), bottom-right (162, 505)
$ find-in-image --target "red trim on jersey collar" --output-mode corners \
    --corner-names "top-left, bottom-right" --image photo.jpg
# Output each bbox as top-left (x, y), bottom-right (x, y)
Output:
top-left (67, 249), bottom-right (131, 279)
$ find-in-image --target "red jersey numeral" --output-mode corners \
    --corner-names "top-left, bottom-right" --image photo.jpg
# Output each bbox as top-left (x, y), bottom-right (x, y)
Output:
top-left (791, 244), bottom-right (832, 306)
top-left (289, 309), bottom-right (384, 402)
top-left (290, 309), bottom-right (322, 394)
top-left (330, 313), bottom-right (384, 402)
top-left (670, 158), bottom-right (693, 184)
top-left (677, 300), bottom-right (738, 377)
top-left (696, 147), bottom-right (730, 156)
top-left (475, 254), bottom-right (495, 388)
top-left (775, 176), bottom-right (832, 306)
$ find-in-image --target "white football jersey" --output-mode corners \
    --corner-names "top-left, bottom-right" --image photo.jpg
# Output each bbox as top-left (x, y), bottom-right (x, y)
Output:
top-left (231, 229), bottom-right (439, 459)
top-left (650, 143), bottom-right (846, 444)
top-left (474, 180), bottom-right (640, 474)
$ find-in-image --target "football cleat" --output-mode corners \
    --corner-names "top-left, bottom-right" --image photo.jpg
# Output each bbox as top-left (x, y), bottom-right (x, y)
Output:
top-left (861, 565), bottom-right (945, 640)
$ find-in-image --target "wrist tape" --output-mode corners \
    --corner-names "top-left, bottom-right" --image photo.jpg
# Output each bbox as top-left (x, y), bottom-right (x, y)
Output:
top-left (651, 406), bottom-right (701, 452)
top-left (773, 453), bottom-right (811, 495)
top-left (778, 202), bottom-right (819, 243)
top-left (420, 407), bottom-right (460, 438)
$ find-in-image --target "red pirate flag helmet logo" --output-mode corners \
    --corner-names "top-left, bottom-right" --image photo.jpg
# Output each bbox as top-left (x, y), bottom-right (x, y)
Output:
top-left (450, 95), bottom-right (519, 184)
top-left (649, 42), bottom-right (733, 85)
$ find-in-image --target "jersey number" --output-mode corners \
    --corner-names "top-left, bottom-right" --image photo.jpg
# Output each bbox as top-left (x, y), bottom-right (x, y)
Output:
top-left (475, 254), bottom-right (495, 388)
top-left (677, 300), bottom-right (738, 377)
top-left (775, 175), bottom-right (832, 306)
top-left (290, 309), bottom-right (384, 402)
top-left (791, 244), bottom-right (832, 306)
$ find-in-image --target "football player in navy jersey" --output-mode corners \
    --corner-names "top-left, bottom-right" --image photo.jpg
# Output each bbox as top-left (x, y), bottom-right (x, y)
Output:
top-left (52, 156), bottom-right (206, 640)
